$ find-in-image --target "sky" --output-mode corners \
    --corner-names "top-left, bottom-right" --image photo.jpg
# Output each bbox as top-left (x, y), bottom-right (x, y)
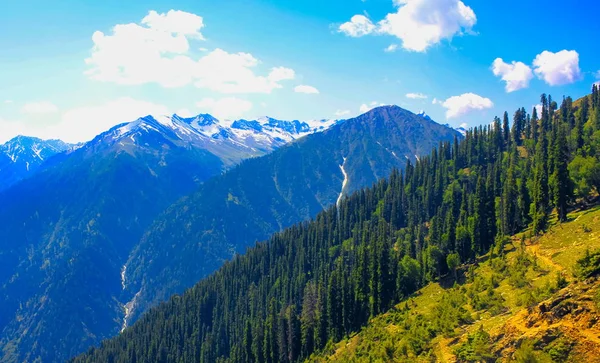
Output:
top-left (0, 0), bottom-right (599, 143)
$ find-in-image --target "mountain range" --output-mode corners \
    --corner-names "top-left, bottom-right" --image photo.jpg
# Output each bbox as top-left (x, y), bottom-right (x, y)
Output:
top-left (0, 106), bottom-right (459, 362)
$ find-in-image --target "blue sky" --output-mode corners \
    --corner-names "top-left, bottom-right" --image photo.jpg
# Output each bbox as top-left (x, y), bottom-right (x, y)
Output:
top-left (0, 0), bottom-right (599, 142)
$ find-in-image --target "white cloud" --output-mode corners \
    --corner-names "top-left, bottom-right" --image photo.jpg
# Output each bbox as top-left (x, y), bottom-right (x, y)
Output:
top-left (141, 10), bottom-right (205, 39)
top-left (360, 101), bottom-right (385, 113)
top-left (533, 104), bottom-right (543, 116)
top-left (459, 122), bottom-right (468, 129)
top-left (406, 92), bottom-right (428, 99)
top-left (339, 15), bottom-right (376, 37)
top-left (196, 97), bottom-right (252, 120)
top-left (268, 67), bottom-right (296, 82)
top-left (61, 98), bottom-right (170, 142)
top-left (432, 97), bottom-right (442, 105)
top-left (1, 98), bottom-right (168, 143)
top-left (533, 50), bottom-right (582, 86)
top-left (440, 93), bottom-right (493, 119)
top-left (21, 101), bottom-right (59, 114)
top-left (294, 85), bottom-right (320, 94)
top-left (335, 109), bottom-right (351, 117)
top-left (175, 108), bottom-right (194, 118)
top-left (341, 0), bottom-right (477, 52)
top-left (491, 58), bottom-right (533, 92)
top-left (384, 44), bottom-right (398, 53)
top-left (86, 10), bottom-right (296, 93)
top-left (4, 100), bottom-right (13, 104)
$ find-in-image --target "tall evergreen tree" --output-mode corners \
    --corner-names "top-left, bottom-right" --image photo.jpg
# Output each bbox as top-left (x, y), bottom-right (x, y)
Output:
top-left (551, 124), bottom-right (572, 222)
top-left (531, 128), bottom-right (549, 235)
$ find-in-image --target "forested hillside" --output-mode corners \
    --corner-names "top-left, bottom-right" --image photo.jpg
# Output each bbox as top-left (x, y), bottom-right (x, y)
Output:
top-left (121, 106), bottom-right (459, 326)
top-left (74, 87), bottom-right (600, 362)
top-left (310, 204), bottom-right (600, 362)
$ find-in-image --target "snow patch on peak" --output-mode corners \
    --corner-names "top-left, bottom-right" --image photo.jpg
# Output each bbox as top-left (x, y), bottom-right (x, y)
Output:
top-left (417, 110), bottom-right (433, 122)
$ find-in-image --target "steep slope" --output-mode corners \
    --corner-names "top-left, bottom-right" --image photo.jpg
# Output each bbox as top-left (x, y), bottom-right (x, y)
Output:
top-left (0, 136), bottom-right (73, 190)
top-left (121, 105), bottom-right (461, 326)
top-left (310, 205), bottom-right (600, 362)
top-left (0, 117), bottom-right (226, 363)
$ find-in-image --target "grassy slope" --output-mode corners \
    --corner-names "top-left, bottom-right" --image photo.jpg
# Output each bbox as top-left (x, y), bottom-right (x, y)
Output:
top-left (308, 205), bottom-right (600, 362)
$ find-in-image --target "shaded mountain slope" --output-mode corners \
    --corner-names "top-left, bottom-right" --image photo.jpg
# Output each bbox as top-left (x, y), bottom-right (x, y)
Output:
top-left (121, 105), bottom-right (461, 325)
top-left (0, 118), bottom-right (225, 363)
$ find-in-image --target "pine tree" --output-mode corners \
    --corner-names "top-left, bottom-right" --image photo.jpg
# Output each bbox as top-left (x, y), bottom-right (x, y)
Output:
top-left (531, 128), bottom-right (549, 235)
top-left (551, 124), bottom-right (572, 222)
top-left (531, 106), bottom-right (539, 143)
top-left (502, 150), bottom-right (518, 235)
top-left (503, 111), bottom-right (510, 147)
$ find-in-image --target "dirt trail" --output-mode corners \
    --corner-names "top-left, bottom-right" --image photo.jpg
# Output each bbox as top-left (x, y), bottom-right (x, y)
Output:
top-left (525, 242), bottom-right (564, 272)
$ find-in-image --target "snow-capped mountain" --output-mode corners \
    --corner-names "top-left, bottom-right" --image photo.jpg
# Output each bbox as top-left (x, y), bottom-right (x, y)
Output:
top-left (418, 111), bottom-right (468, 136)
top-left (89, 113), bottom-right (339, 166)
top-left (417, 110), bottom-right (434, 123)
top-left (454, 126), bottom-right (468, 136)
top-left (0, 136), bottom-right (73, 190)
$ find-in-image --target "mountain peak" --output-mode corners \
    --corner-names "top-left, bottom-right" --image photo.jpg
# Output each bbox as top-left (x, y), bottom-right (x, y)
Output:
top-left (0, 135), bottom-right (73, 190)
top-left (172, 113), bottom-right (220, 127)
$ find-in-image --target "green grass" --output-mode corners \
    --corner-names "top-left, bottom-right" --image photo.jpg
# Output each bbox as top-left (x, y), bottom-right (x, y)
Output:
top-left (309, 206), bottom-right (600, 362)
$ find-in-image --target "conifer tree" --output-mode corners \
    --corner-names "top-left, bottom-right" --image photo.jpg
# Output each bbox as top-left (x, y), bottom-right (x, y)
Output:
top-left (551, 124), bottom-right (572, 222)
top-left (531, 128), bottom-right (549, 234)
top-left (503, 111), bottom-right (510, 146)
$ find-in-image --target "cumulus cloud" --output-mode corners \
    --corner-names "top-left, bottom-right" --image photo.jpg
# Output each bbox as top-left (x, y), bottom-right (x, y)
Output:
top-left (21, 101), bottom-right (59, 114)
top-left (360, 101), bottom-right (385, 113)
top-left (406, 92), bottom-right (428, 99)
top-left (86, 10), bottom-right (296, 93)
top-left (491, 58), bottom-right (533, 92)
top-left (440, 93), bottom-right (493, 119)
top-left (335, 110), bottom-right (351, 117)
top-left (339, 15), bottom-right (376, 37)
top-left (196, 97), bottom-right (252, 120)
top-left (384, 44), bottom-right (398, 53)
top-left (294, 85), bottom-right (320, 94)
top-left (340, 0), bottom-right (477, 52)
top-left (141, 10), bottom-right (205, 39)
top-left (533, 50), bottom-right (582, 86)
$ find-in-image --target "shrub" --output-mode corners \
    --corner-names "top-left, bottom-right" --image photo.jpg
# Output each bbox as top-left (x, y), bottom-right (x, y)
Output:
top-left (575, 249), bottom-right (600, 279)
